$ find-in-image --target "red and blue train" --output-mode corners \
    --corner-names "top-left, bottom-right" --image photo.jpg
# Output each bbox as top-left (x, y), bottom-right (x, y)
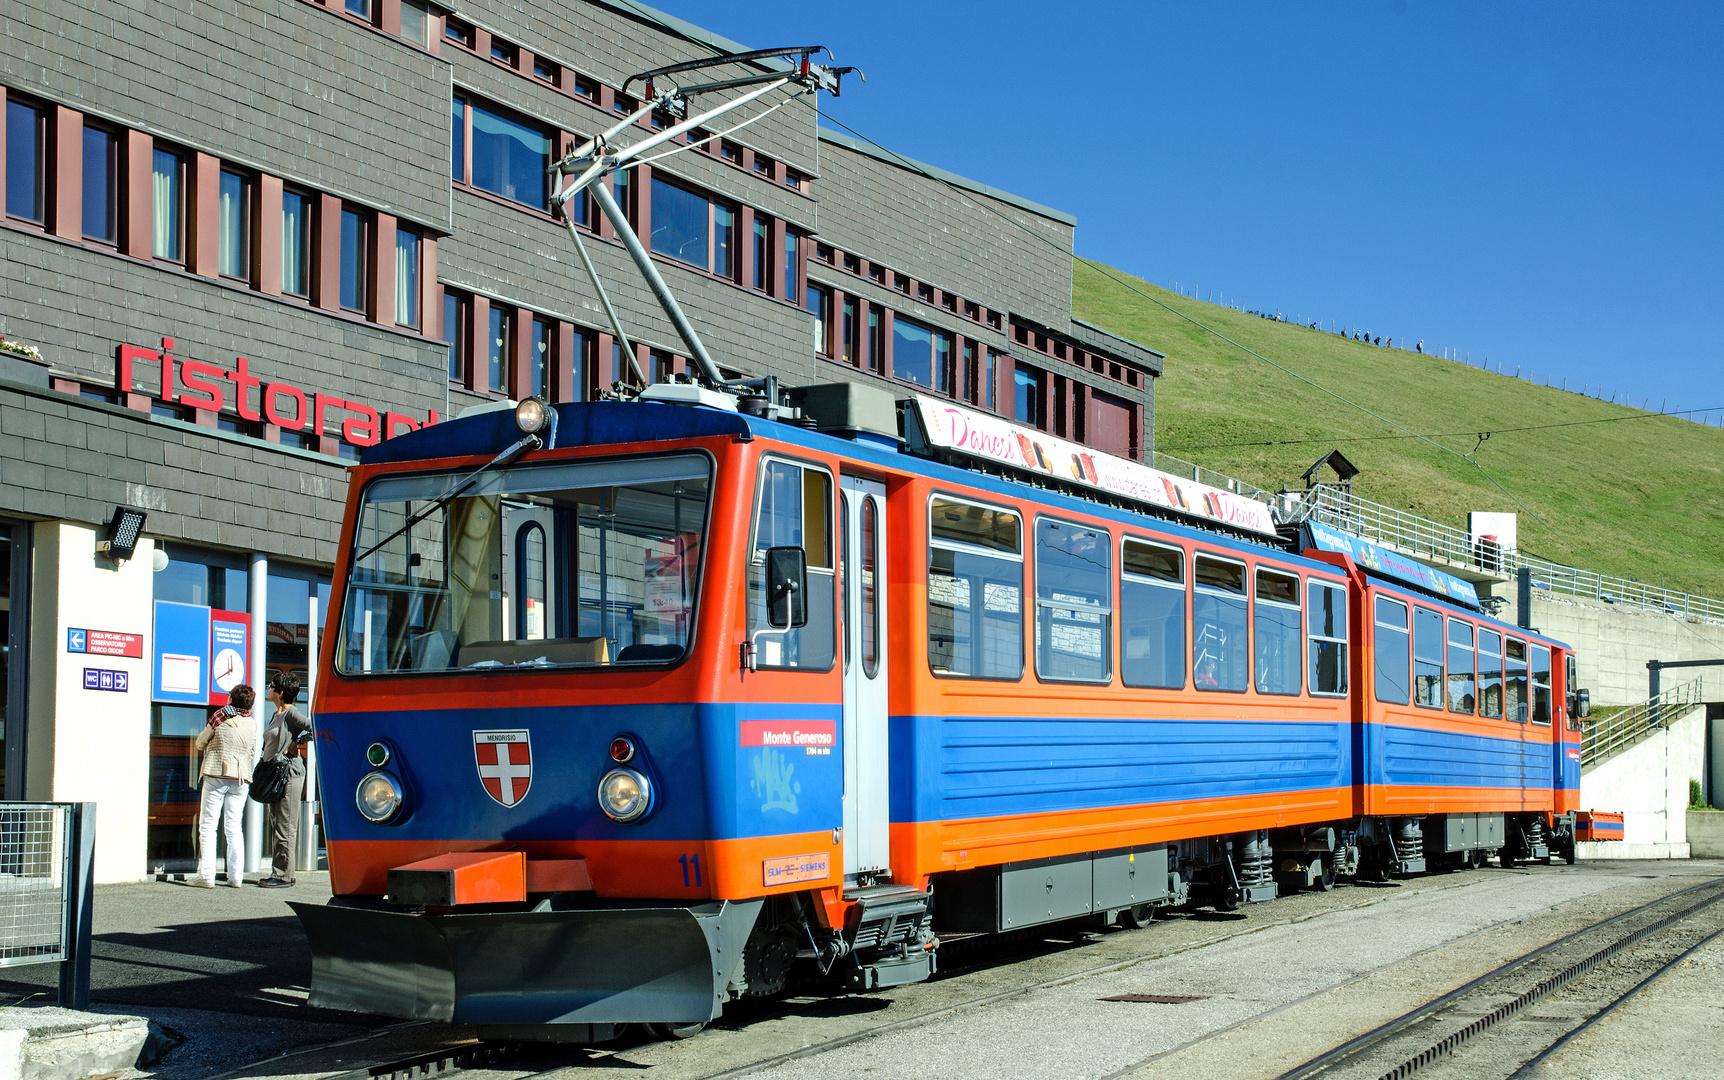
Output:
top-left (293, 385), bottom-right (1585, 1040)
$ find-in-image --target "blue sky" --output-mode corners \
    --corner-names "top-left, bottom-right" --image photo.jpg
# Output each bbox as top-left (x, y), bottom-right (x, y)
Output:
top-left (665, 1), bottom-right (1724, 417)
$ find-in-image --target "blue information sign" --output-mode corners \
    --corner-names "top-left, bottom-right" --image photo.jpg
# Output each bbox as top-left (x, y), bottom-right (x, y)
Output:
top-left (1306, 521), bottom-right (1482, 609)
top-left (83, 668), bottom-right (130, 693)
top-left (153, 601), bottom-right (213, 706)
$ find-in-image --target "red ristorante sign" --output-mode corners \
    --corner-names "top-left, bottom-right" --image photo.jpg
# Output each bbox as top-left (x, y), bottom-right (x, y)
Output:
top-left (117, 337), bottom-right (438, 449)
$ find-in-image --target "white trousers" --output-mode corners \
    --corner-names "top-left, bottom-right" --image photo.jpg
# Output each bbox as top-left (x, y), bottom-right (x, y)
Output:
top-left (198, 777), bottom-right (249, 884)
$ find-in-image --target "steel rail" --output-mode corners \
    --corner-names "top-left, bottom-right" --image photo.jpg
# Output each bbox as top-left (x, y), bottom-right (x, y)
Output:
top-left (1270, 875), bottom-right (1724, 1080)
top-left (1507, 920), bottom-right (1724, 1079)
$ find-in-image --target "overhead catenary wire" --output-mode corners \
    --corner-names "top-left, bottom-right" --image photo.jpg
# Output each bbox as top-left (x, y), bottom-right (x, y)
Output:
top-left (807, 102), bottom-right (1604, 573)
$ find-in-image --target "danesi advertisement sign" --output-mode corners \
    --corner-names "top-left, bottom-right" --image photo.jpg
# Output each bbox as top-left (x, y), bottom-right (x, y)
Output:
top-left (904, 395), bottom-right (1279, 538)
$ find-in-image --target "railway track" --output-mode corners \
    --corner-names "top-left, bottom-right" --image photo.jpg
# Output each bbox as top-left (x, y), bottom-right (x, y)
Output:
top-left (1270, 876), bottom-right (1724, 1080)
top-left (233, 870), bottom-right (1720, 1080)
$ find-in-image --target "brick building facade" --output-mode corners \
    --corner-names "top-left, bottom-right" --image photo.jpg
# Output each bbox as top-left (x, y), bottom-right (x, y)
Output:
top-left (0, 0), bottom-right (1160, 880)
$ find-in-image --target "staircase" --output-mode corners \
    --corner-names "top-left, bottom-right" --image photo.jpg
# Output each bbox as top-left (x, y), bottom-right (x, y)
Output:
top-left (1581, 677), bottom-right (1706, 769)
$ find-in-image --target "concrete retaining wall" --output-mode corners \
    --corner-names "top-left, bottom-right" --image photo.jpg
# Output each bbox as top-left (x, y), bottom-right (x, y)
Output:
top-left (1688, 809), bottom-right (1724, 858)
top-left (1577, 705), bottom-right (1704, 858)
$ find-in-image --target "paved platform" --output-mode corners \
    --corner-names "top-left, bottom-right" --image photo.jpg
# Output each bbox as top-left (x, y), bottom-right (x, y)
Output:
top-left (0, 875), bottom-right (422, 1080)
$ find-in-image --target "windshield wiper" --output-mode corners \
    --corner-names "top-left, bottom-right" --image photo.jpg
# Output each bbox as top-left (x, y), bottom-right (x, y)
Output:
top-left (354, 434), bottom-right (540, 566)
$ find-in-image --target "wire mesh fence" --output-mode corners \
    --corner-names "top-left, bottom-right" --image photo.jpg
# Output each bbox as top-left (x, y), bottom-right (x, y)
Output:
top-left (0, 803), bottom-right (72, 967)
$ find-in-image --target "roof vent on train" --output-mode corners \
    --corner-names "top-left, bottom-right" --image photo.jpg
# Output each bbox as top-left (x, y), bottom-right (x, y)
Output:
top-left (785, 382), bottom-right (900, 450)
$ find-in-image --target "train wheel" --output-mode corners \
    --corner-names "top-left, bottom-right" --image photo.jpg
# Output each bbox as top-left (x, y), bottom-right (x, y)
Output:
top-left (1468, 849), bottom-right (1485, 870)
top-left (1117, 904), bottom-right (1154, 929)
top-left (646, 1022), bottom-right (707, 1041)
top-left (1314, 859), bottom-right (1335, 891)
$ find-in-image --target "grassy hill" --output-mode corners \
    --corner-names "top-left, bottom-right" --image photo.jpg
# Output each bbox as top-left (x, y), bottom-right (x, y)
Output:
top-left (1071, 260), bottom-right (1724, 596)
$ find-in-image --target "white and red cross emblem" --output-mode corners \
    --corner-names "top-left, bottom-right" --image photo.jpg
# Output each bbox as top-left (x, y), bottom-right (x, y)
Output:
top-left (473, 730), bottom-right (533, 807)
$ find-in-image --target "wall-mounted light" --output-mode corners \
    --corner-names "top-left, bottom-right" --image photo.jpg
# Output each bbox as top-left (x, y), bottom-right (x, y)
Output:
top-left (95, 506), bottom-right (147, 563)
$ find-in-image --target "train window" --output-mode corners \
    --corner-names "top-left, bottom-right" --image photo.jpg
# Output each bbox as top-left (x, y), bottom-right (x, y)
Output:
top-left (1446, 620), bottom-right (1475, 714)
top-left (861, 495), bottom-right (879, 679)
top-left (1530, 644), bottom-right (1552, 724)
top-left (1373, 596), bottom-right (1410, 705)
top-left (1565, 653), bottom-right (1582, 731)
top-left (928, 495), bottom-right (1024, 679)
top-left (1254, 569), bottom-right (1301, 696)
top-left (338, 453), bottom-right (710, 674)
top-left (1193, 554), bottom-right (1247, 692)
top-left (1478, 630), bottom-right (1504, 719)
top-left (748, 458), bottom-right (836, 670)
top-left (1034, 518), bottom-right (1112, 683)
top-left (1412, 607), bottom-right (1444, 709)
top-left (514, 522), bottom-right (547, 640)
top-left (1307, 581), bottom-right (1347, 696)
top-left (1505, 638), bottom-right (1529, 723)
top-left (1121, 539), bottom-right (1185, 690)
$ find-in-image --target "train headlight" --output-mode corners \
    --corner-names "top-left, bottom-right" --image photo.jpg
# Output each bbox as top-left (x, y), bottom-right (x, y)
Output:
top-left (515, 396), bottom-right (552, 435)
top-left (357, 770), bottom-right (404, 824)
top-left (598, 768), bottom-right (652, 823)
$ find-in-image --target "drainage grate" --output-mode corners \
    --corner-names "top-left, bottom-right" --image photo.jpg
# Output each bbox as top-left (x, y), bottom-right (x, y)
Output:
top-left (1099, 994), bottom-right (1205, 1004)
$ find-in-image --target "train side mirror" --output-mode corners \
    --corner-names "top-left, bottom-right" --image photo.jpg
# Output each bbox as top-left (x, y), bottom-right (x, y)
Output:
top-left (766, 546), bottom-right (808, 629)
top-left (1576, 688), bottom-right (1590, 719)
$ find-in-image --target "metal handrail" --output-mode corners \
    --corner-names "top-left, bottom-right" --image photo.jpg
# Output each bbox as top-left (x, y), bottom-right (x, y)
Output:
top-left (1148, 449), bottom-right (1279, 505)
top-left (1289, 484), bottom-right (1724, 624)
top-left (1580, 677), bottom-right (1705, 768)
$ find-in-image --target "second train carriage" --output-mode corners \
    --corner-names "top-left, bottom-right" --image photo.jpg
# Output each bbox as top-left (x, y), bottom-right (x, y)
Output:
top-left (294, 388), bottom-right (1584, 1036)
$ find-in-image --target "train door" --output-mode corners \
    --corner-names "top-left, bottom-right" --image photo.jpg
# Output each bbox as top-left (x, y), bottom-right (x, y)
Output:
top-left (840, 475), bottom-right (889, 880)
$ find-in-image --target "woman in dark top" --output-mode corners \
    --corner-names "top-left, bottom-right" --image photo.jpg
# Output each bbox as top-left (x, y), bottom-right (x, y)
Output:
top-left (258, 672), bottom-right (313, 888)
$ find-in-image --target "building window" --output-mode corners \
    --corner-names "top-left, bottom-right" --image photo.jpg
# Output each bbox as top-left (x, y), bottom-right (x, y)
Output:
top-left (785, 168), bottom-right (803, 190)
top-left (808, 285), bottom-right (830, 355)
top-left (444, 290), bottom-right (466, 381)
top-left (892, 316), bottom-right (952, 392)
top-left (217, 170), bottom-right (250, 281)
top-left (491, 40), bottom-right (518, 67)
top-left (719, 140), bottom-right (740, 163)
top-left (783, 230), bottom-right (799, 303)
top-left (984, 350), bottom-right (1000, 410)
top-left (339, 206), bottom-right (368, 313)
top-left (530, 316), bottom-right (551, 398)
top-left (533, 56), bottom-right (559, 84)
top-left (81, 125), bottom-right (117, 242)
top-left (468, 100), bottom-right (549, 209)
top-left (649, 178), bottom-right (709, 267)
top-left (1013, 365), bottom-right (1044, 427)
top-left (569, 327), bottom-right (589, 400)
top-left (445, 18), bottom-right (473, 48)
top-left (281, 189), bottom-right (310, 297)
top-left (395, 228), bottom-right (420, 328)
top-left (5, 97), bottom-right (45, 223)
top-left (751, 217), bottom-right (767, 291)
top-left (572, 74), bottom-right (599, 101)
top-left (841, 296), bottom-right (857, 364)
top-left (714, 203), bottom-right (735, 279)
top-left (868, 307), bottom-right (884, 372)
top-left (450, 98), bottom-right (464, 182)
top-left (753, 154), bottom-right (772, 176)
top-left (399, 0), bottom-right (430, 46)
top-left (152, 148), bottom-right (184, 261)
top-left (488, 304), bottom-right (511, 393)
top-left (345, 0), bottom-right (371, 19)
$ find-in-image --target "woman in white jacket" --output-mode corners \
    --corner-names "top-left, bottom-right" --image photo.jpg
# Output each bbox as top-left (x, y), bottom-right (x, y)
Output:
top-left (193, 684), bottom-right (259, 887)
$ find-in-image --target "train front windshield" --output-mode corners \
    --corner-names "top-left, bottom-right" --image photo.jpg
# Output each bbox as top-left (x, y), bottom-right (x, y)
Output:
top-left (337, 454), bottom-right (710, 674)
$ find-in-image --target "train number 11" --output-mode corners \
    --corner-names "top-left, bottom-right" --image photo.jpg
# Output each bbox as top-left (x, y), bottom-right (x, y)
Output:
top-left (679, 853), bottom-right (702, 887)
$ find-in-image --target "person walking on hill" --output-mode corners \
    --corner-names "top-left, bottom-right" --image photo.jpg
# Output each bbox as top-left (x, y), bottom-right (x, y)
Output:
top-left (258, 672), bottom-right (314, 888)
top-left (1417, 339), bottom-right (1424, 353)
top-left (194, 684), bottom-right (258, 888)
